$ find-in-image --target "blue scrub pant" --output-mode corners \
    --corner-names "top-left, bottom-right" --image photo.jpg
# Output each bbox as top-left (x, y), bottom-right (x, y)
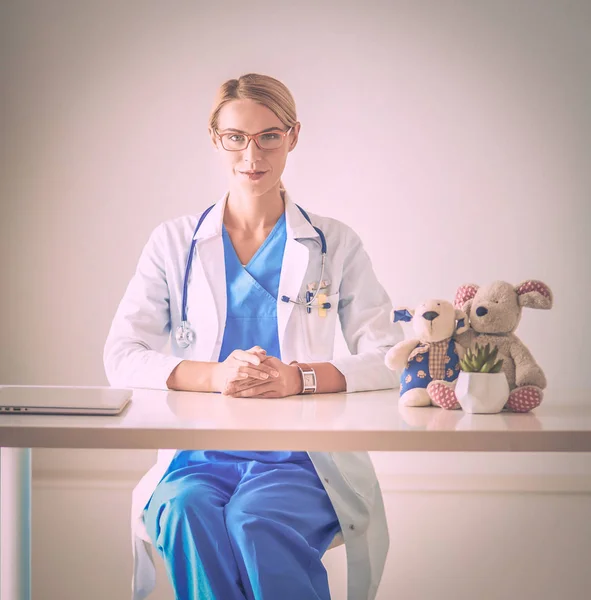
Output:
top-left (144, 456), bottom-right (341, 600)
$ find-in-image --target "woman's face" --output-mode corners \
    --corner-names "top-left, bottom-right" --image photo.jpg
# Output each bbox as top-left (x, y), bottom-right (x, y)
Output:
top-left (210, 99), bottom-right (300, 196)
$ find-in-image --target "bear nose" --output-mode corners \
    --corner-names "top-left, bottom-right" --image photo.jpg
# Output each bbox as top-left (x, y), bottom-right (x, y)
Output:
top-left (476, 306), bottom-right (488, 317)
top-left (422, 311), bottom-right (439, 321)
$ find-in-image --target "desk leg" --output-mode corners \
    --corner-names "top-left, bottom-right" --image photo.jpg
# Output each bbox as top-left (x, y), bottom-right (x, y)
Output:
top-left (0, 447), bottom-right (31, 600)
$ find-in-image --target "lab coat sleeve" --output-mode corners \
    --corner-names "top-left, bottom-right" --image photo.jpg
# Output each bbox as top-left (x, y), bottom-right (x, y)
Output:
top-left (103, 223), bottom-right (184, 389)
top-left (329, 226), bottom-right (404, 393)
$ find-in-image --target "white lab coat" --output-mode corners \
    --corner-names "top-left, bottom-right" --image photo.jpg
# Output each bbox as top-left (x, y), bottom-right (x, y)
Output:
top-left (103, 191), bottom-right (403, 600)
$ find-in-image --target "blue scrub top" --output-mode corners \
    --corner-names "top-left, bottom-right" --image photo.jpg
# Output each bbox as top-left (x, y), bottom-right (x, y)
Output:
top-left (218, 212), bottom-right (286, 363)
top-left (174, 212), bottom-right (309, 465)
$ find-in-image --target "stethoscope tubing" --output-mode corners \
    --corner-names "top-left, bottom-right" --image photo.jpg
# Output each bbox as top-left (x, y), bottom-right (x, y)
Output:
top-left (176, 203), bottom-right (328, 348)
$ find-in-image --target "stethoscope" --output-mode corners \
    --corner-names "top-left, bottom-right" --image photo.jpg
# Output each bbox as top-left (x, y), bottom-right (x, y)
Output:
top-left (175, 203), bottom-right (330, 349)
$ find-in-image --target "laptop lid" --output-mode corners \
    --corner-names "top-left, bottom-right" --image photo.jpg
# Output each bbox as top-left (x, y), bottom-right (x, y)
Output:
top-left (0, 386), bottom-right (132, 415)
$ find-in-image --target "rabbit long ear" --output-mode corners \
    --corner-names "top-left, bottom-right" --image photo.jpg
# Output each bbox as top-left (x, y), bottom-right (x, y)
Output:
top-left (390, 307), bottom-right (415, 323)
top-left (515, 280), bottom-right (553, 309)
top-left (454, 284), bottom-right (478, 310)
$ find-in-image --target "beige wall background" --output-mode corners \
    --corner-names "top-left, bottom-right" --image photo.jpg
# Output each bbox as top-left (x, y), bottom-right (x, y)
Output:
top-left (1, 1), bottom-right (590, 599)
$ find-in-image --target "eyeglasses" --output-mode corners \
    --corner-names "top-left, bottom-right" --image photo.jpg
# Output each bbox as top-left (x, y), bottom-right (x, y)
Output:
top-left (215, 127), bottom-right (293, 151)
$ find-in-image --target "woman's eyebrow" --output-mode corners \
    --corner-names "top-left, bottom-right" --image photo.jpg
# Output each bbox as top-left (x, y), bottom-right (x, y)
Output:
top-left (222, 127), bottom-right (283, 134)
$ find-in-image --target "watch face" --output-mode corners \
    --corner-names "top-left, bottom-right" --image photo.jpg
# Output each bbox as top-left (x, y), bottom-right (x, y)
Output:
top-left (303, 373), bottom-right (315, 388)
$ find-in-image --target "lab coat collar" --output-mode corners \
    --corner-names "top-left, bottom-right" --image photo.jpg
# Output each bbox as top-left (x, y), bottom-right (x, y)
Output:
top-left (192, 192), bottom-right (228, 240)
top-left (192, 190), bottom-right (320, 242)
top-left (283, 191), bottom-right (320, 241)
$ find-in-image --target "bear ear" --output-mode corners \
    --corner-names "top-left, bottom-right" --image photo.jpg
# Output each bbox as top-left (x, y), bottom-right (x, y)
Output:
top-left (390, 307), bottom-right (414, 323)
top-left (515, 280), bottom-right (553, 309)
top-left (454, 309), bottom-right (469, 334)
top-left (454, 284), bottom-right (479, 310)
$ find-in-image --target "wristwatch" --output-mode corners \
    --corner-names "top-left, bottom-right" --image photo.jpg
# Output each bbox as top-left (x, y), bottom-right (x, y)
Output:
top-left (291, 362), bottom-right (317, 394)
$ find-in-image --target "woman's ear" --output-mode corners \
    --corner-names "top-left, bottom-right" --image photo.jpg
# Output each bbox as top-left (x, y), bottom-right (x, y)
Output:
top-left (288, 122), bottom-right (301, 152)
top-left (208, 128), bottom-right (219, 151)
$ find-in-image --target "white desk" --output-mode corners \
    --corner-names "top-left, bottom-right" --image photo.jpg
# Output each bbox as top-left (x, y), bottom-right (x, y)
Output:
top-left (1, 386), bottom-right (590, 600)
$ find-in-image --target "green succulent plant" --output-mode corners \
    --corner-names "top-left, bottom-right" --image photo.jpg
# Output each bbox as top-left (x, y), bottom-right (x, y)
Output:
top-left (459, 343), bottom-right (504, 373)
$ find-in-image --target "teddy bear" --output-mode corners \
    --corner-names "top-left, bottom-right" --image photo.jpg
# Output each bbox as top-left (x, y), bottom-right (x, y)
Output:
top-left (384, 299), bottom-right (468, 406)
top-left (427, 280), bottom-right (553, 412)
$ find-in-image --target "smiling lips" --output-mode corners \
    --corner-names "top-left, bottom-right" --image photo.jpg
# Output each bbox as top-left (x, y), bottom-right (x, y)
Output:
top-left (240, 170), bottom-right (267, 180)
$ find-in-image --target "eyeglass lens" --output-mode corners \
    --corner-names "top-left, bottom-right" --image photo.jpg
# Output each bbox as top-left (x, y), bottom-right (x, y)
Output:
top-left (221, 131), bottom-right (285, 150)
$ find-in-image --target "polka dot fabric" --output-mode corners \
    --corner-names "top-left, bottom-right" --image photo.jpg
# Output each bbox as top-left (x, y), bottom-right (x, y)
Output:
top-left (426, 381), bottom-right (461, 410)
top-left (505, 386), bottom-right (543, 412)
top-left (454, 284), bottom-right (478, 309)
top-left (516, 280), bottom-right (551, 299)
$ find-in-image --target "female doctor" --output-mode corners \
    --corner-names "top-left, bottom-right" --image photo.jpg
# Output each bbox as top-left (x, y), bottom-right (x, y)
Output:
top-left (104, 73), bottom-right (403, 600)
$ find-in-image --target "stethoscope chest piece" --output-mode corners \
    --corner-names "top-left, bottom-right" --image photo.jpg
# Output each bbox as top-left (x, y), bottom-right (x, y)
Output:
top-left (175, 323), bottom-right (195, 349)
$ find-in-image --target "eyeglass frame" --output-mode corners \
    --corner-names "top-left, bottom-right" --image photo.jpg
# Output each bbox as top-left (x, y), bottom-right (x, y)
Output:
top-left (214, 126), bottom-right (294, 151)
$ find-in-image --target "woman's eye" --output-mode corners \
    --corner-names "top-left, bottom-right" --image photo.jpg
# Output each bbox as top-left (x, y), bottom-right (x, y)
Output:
top-left (229, 134), bottom-right (245, 142)
top-left (260, 133), bottom-right (280, 141)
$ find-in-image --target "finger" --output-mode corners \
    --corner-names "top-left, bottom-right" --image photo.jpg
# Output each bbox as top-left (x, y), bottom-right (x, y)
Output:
top-left (232, 360), bottom-right (279, 379)
top-left (252, 362), bottom-right (279, 377)
top-left (223, 375), bottom-right (260, 394)
top-left (232, 364), bottom-right (280, 386)
top-left (233, 350), bottom-right (263, 366)
top-left (246, 346), bottom-right (267, 355)
top-left (252, 351), bottom-right (271, 363)
top-left (231, 366), bottom-right (272, 382)
top-left (227, 379), bottom-right (272, 396)
top-left (231, 371), bottom-right (250, 380)
top-left (231, 382), bottom-right (275, 398)
top-left (225, 376), bottom-right (267, 394)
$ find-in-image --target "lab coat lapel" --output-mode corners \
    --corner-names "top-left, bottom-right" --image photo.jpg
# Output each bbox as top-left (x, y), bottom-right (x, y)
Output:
top-left (277, 193), bottom-right (319, 353)
top-left (187, 191), bottom-right (318, 361)
top-left (186, 195), bottom-right (228, 361)
top-left (192, 237), bottom-right (226, 360)
top-left (277, 236), bottom-right (309, 350)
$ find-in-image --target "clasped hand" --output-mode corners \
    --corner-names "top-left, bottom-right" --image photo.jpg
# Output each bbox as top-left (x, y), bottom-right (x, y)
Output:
top-left (212, 346), bottom-right (302, 398)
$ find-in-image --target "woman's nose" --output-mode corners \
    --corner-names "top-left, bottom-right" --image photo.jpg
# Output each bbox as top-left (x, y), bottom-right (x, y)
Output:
top-left (243, 139), bottom-right (261, 161)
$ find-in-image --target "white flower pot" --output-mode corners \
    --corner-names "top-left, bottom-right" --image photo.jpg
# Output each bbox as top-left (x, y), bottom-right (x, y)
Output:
top-left (455, 371), bottom-right (510, 414)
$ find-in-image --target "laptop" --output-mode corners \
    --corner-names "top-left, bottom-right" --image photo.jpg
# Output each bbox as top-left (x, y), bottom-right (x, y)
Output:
top-left (0, 386), bottom-right (132, 416)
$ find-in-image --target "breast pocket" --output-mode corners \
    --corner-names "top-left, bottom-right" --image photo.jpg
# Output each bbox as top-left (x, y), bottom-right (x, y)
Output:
top-left (299, 292), bottom-right (340, 362)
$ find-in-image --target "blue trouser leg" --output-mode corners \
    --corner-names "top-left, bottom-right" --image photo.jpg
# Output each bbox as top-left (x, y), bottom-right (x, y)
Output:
top-left (143, 457), bottom-right (341, 600)
top-left (225, 460), bottom-right (341, 600)
top-left (144, 462), bottom-right (246, 600)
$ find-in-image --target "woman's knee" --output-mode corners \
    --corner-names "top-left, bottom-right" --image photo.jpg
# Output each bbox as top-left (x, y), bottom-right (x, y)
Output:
top-left (146, 483), bottom-right (215, 538)
top-left (225, 501), bottom-right (280, 546)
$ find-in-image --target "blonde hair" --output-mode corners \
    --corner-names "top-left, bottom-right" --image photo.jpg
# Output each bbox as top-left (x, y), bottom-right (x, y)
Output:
top-left (209, 74), bottom-right (298, 191)
top-left (209, 73), bottom-right (297, 131)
